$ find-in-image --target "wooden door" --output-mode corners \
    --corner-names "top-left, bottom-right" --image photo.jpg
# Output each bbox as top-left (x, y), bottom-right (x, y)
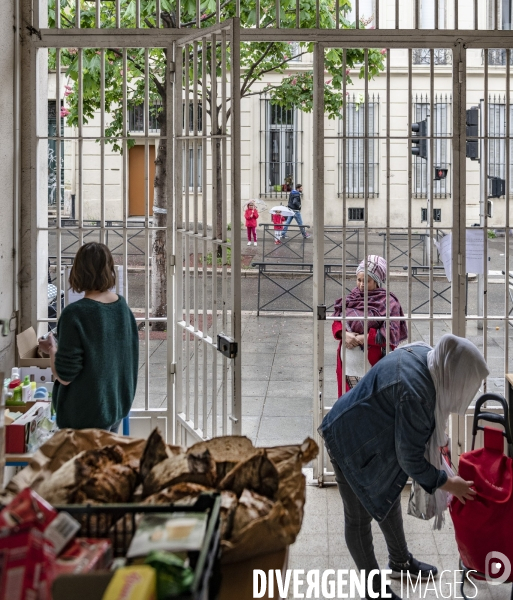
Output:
top-left (129, 145), bottom-right (155, 216)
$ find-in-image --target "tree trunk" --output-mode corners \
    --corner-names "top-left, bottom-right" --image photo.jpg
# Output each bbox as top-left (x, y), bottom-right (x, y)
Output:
top-left (151, 95), bottom-right (167, 332)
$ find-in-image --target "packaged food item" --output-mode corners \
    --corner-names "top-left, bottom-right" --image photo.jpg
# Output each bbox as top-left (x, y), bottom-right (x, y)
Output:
top-left (52, 538), bottom-right (113, 577)
top-left (5, 401), bottom-right (53, 453)
top-left (0, 489), bottom-right (57, 534)
top-left (126, 513), bottom-right (207, 559)
top-left (145, 551), bottom-right (194, 600)
top-left (101, 566), bottom-right (156, 600)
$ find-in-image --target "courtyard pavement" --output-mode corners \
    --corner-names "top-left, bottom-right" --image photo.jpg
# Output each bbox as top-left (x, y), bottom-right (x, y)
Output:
top-left (134, 311), bottom-right (513, 600)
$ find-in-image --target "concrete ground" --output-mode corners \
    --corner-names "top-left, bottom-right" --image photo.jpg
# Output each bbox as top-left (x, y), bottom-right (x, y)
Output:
top-left (133, 311), bottom-right (513, 600)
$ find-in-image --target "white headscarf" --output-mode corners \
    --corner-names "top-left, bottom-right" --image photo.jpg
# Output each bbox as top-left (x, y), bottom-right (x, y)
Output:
top-left (426, 334), bottom-right (489, 528)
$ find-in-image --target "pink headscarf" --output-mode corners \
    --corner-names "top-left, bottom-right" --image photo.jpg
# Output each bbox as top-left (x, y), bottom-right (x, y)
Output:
top-left (356, 255), bottom-right (387, 287)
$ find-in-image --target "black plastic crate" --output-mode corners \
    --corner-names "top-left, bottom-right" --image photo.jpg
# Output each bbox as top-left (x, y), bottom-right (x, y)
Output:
top-left (54, 493), bottom-right (222, 600)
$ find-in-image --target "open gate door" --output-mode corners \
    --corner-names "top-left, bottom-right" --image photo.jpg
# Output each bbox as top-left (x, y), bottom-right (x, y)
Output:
top-left (174, 19), bottom-right (242, 445)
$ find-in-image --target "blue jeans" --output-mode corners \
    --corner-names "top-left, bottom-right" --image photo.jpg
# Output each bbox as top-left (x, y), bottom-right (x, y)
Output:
top-left (281, 210), bottom-right (307, 237)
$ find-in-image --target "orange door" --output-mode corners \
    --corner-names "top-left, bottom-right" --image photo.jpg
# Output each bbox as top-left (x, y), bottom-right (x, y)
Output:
top-left (129, 145), bottom-right (155, 216)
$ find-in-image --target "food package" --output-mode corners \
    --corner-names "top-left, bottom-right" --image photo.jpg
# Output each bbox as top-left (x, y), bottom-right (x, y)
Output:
top-left (52, 538), bottom-right (113, 577)
top-left (5, 401), bottom-right (53, 454)
top-left (0, 488), bottom-right (57, 534)
top-left (219, 450), bottom-right (279, 499)
top-left (145, 551), bottom-right (194, 600)
top-left (101, 566), bottom-right (156, 600)
top-left (187, 436), bottom-right (256, 482)
top-left (1, 429), bottom-right (148, 504)
top-left (139, 429), bottom-right (182, 482)
top-left (37, 445), bottom-right (138, 505)
top-left (231, 489), bottom-right (274, 537)
top-left (143, 483), bottom-right (213, 506)
top-left (143, 451), bottom-right (216, 497)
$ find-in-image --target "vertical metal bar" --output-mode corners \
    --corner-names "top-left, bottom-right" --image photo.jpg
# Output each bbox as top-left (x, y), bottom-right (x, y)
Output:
top-left (231, 19), bottom-right (242, 436)
top-left (78, 49), bottom-right (84, 247)
top-left (375, 0), bottom-right (380, 29)
top-left (275, 0), bottom-right (280, 28)
top-left (256, 0), bottom-right (260, 27)
top-left (395, 0), bottom-right (399, 29)
top-left (216, 0), bottom-right (220, 24)
top-left (483, 52), bottom-right (489, 384)
top-left (136, 0), bottom-right (141, 28)
top-left (144, 48), bottom-right (150, 411)
top-left (363, 49), bottom-right (369, 371)
top-left (210, 33), bottom-right (219, 437)
top-left (56, 49), bottom-right (62, 319)
top-left (167, 41), bottom-right (175, 443)
top-left (116, 0), bottom-right (121, 28)
top-left (414, 0), bottom-right (419, 29)
top-left (452, 42), bottom-right (466, 336)
top-left (435, 0), bottom-right (439, 29)
top-left (174, 49), bottom-right (184, 440)
top-left (313, 43), bottom-right (325, 481)
top-left (55, 0), bottom-right (61, 28)
top-left (335, 0), bottom-right (340, 29)
top-left (297, 0), bottom-right (301, 28)
top-left (75, 0), bottom-right (80, 28)
top-left (474, 0), bottom-right (478, 29)
top-left (455, 0), bottom-right (459, 30)
top-left (385, 51), bottom-right (391, 353)
top-left (184, 44), bottom-right (191, 423)
top-left (100, 49), bottom-right (106, 244)
top-left (122, 50), bottom-right (128, 299)
top-left (407, 49), bottom-right (413, 340)
top-left (177, 0), bottom-right (181, 28)
top-left (505, 50), bottom-right (510, 393)
top-left (196, 0), bottom-right (200, 28)
top-left (156, 0), bottom-right (161, 28)
top-left (495, 0), bottom-right (499, 30)
top-left (341, 49), bottom-right (347, 394)
top-left (192, 40), bottom-right (199, 431)
top-left (221, 30), bottom-right (228, 434)
top-left (96, 0), bottom-right (100, 28)
top-left (201, 37), bottom-right (208, 437)
top-left (13, 0), bottom-right (20, 319)
top-left (355, 0), bottom-right (359, 28)
top-left (316, 0), bottom-right (320, 28)
top-left (429, 50), bottom-right (434, 346)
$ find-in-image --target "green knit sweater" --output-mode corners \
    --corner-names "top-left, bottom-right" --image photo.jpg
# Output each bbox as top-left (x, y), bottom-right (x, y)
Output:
top-left (53, 296), bottom-right (139, 429)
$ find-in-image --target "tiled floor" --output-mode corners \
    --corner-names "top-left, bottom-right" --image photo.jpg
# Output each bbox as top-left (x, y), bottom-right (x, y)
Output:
top-left (290, 475), bottom-right (512, 600)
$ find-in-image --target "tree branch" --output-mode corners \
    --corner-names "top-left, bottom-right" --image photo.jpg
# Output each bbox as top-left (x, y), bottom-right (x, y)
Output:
top-left (240, 42), bottom-right (275, 97)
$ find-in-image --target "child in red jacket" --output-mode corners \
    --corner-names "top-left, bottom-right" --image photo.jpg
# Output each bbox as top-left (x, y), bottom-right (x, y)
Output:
top-left (244, 202), bottom-right (259, 246)
top-left (271, 210), bottom-right (287, 244)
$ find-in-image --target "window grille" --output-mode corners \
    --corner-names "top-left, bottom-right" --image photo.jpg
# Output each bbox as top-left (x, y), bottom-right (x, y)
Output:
top-left (348, 207), bottom-right (365, 221)
top-left (338, 95), bottom-right (379, 198)
top-left (48, 100), bottom-right (64, 208)
top-left (412, 94), bottom-right (451, 199)
top-left (260, 94), bottom-right (302, 198)
top-left (343, 0), bottom-right (375, 27)
top-left (421, 207), bottom-right (442, 222)
top-left (184, 146), bottom-right (202, 191)
top-left (487, 96), bottom-right (513, 196)
top-left (289, 42), bottom-right (302, 62)
top-left (412, 49), bottom-right (452, 65)
top-left (128, 102), bottom-right (161, 133)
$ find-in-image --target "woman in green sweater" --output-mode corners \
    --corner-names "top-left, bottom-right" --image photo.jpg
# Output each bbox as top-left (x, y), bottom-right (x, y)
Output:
top-left (39, 242), bottom-right (139, 431)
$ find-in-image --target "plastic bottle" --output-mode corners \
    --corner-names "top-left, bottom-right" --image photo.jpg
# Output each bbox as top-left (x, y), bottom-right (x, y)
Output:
top-left (11, 367), bottom-right (20, 381)
top-left (22, 376), bottom-right (32, 403)
top-left (12, 386), bottom-right (22, 403)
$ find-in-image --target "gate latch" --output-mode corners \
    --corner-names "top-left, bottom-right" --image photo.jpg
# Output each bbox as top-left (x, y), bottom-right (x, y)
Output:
top-left (217, 333), bottom-right (238, 359)
top-left (317, 305), bottom-right (327, 320)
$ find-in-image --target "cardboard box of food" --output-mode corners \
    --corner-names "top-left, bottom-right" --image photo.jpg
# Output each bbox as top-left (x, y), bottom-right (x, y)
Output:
top-left (17, 327), bottom-right (51, 368)
top-left (52, 572), bottom-right (114, 600)
top-left (5, 401), bottom-right (52, 454)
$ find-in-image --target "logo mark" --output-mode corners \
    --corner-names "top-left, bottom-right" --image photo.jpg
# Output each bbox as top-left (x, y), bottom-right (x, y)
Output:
top-left (485, 552), bottom-right (511, 585)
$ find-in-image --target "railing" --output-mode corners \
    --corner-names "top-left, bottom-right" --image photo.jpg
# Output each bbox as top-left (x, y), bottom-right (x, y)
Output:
top-left (259, 223), bottom-right (310, 261)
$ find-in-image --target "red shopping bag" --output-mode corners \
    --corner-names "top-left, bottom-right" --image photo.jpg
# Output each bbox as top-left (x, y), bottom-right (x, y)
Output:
top-left (450, 426), bottom-right (513, 581)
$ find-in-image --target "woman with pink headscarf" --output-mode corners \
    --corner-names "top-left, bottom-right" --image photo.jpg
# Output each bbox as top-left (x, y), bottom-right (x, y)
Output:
top-left (332, 255), bottom-right (408, 397)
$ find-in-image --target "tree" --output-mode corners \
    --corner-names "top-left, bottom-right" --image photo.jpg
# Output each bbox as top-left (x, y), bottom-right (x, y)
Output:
top-left (48, 0), bottom-right (385, 330)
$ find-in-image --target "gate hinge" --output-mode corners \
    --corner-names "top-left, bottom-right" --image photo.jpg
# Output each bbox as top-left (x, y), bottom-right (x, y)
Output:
top-left (458, 253), bottom-right (462, 276)
top-left (317, 304), bottom-right (326, 320)
top-left (458, 62), bottom-right (463, 84)
top-left (169, 363), bottom-right (176, 375)
top-left (169, 61), bottom-right (176, 73)
top-left (217, 333), bottom-right (238, 359)
top-left (169, 255), bottom-right (176, 267)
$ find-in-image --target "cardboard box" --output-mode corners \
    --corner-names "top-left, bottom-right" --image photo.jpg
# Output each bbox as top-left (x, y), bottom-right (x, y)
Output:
top-left (52, 572), bottom-right (114, 600)
top-left (219, 548), bottom-right (289, 600)
top-left (5, 402), bottom-right (52, 454)
top-left (17, 328), bottom-right (51, 368)
top-left (19, 367), bottom-right (53, 386)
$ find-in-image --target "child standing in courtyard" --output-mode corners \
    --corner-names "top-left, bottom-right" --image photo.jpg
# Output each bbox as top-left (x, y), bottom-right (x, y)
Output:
top-left (244, 202), bottom-right (259, 246)
top-left (272, 210), bottom-right (286, 244)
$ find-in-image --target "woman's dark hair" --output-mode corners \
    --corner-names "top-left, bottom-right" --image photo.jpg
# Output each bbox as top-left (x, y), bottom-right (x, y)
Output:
top-left (69, 242), bottom-right (116, 293)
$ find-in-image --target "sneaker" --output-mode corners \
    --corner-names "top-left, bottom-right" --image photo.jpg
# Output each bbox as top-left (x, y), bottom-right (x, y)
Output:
top-left (389, 553), bottom-right (438, 581)
top-left (303, 233), bottom-right (312, 239)
top-left (274, 239), bottom-right (281, 245)
top-left (247, 241), bottom-right (252, 246)
top-left (281, 234), bottom-right (287, 239)
top-left (254, 242), bottom-right (257, 246)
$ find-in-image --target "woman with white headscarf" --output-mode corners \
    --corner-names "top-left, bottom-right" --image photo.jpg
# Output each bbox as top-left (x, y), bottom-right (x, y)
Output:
top-left (332, 255), bottom-right (408, 396)
top-left (319, 334), bottom-right (489, 600)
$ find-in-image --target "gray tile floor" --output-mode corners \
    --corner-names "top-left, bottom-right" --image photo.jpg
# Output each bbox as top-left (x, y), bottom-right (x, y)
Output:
top-left (134, 312), bottom-right (513, 600)
top-left (291, 476), bottom-right (512, 600)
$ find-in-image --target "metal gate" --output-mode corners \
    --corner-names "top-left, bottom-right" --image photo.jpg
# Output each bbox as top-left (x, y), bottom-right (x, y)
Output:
top-left (174, 20), bottom-right (242, 445)
top-left (311, 33), bottom-right (513, 483)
